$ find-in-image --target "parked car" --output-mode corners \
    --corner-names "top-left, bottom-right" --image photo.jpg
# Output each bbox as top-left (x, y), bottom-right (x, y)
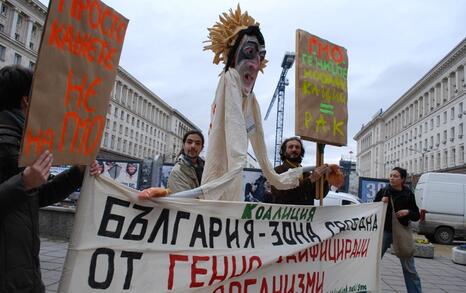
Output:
top-left (412, 172), bottom-right (466, 244)
top-left (314, 191), bottom-right (362, 206)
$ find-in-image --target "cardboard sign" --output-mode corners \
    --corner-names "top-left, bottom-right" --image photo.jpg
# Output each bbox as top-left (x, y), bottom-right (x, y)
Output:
top-left (19, 0), bottom-right (128, 166)
top-left (59, 175), bottom-right (385, 292)
top-left (295, 29), bottom-right (348, 146)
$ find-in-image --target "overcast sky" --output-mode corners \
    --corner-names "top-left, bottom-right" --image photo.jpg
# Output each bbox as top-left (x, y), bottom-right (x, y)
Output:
top-left (41, 0), bottom-right (466, 166)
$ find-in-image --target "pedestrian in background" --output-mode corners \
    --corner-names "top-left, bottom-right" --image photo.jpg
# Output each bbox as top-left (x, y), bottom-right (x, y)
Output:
top-left (375, 166), bottom-right (422, 293)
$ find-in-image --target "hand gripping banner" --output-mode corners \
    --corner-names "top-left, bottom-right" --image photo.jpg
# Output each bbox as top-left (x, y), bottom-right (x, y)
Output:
top-left (59, 175), bottom-right (386, 292)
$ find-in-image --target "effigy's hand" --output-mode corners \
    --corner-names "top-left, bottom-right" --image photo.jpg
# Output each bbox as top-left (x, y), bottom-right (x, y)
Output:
top-left (309, 165), bottom-right (328, 183)
top-left (138, 187), bottom-right (171, 200)
top-left (326, 164), bottom-right (345, 188)
top-left (88, 160), bottom-right (101, 177)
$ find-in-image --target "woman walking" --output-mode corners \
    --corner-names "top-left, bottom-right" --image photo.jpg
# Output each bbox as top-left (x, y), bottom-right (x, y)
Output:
top-left (375, 167), bottom-right (422, 293)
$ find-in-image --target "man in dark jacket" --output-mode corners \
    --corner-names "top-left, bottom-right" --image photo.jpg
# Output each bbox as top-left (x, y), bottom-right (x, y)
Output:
top-left (264, 137), bottom-right (330, 205)
top-left (0, 65), bottom-right (99, 293)
top-left (374, 166), bottom-right (422, 293)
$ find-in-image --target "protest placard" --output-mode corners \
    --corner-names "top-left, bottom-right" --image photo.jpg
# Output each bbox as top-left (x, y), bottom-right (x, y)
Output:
top-left (19, 0), bottom-right (128, 166)
top-left (295, 29), bottom-right (348, 146)
top-left (59, 175), bottom-right (386, 292)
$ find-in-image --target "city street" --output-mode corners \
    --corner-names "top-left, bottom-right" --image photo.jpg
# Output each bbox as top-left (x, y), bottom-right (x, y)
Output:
top-left (39, 237), bottom-right (466, 293)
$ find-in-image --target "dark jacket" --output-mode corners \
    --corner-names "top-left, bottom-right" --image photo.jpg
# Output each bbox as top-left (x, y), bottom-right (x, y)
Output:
top-left (265, 161), bottom-right (329, 205)
top-left (0, 110), bottom-right (84, 293)
top-left (374, 185), bottom-right (420, 232)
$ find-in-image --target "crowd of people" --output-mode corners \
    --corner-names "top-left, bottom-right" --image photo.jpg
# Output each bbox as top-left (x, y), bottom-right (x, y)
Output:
top-left (0, 6), bottom-right (423, 293)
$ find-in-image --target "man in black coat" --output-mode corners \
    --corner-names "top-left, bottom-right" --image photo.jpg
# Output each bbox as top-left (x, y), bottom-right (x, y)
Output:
top-left (0, 65), bottom-right (99, 293)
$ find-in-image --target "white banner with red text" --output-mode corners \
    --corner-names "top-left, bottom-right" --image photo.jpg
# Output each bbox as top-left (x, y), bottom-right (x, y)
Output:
top-left (59, 174), bottom-right (386, 293)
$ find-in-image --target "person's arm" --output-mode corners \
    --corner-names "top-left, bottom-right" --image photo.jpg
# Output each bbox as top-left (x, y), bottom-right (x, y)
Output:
top-left (38, 161), bottom-right (100, 207)
top-left (0, 149), bottom-right (52, 209)
top-left (38, 165), bottom-right (84, 207)
top-left (305, 165), bottom-right (330, 199)
top-left (407, 191), bottom-right (421, 222)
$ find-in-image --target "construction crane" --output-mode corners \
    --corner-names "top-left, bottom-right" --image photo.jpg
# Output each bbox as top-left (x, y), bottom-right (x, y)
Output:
top-left (264, 52), bottom-right (295, 166)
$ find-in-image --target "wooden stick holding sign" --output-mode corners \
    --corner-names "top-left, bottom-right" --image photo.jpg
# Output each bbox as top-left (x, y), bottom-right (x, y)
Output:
top-left (316, 143), bottom-right (325, 206)
top-left (295, 29), bottom-right (348, 205)
top-left (19, 0), bottom-right (128, 166)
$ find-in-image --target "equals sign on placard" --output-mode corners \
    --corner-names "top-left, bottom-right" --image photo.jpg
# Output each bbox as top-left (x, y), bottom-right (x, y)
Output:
top-left (320, 103), bottom-right (334, 115)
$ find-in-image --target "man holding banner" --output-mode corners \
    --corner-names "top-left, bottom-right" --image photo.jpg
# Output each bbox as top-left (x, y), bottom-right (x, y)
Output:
top-left (0, 66), bottom-right (100, 293)
top-left (167, 130), bottom-right (205, 194)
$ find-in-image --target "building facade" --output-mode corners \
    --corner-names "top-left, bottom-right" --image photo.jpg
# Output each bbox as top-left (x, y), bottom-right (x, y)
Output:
top-left (354, 38), bottom-right (466, 178)
top-left (0, 0), bottom-right (200, 163)
top-left (0, 0), bottom-right (45, 69)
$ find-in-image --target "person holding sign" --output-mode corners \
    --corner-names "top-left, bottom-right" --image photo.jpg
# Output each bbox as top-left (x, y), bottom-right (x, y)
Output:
top-left (264, 137), bottom-right (343, 205)
top-left (374, 167), bottom-right (422, 293)
top-left (0, 65), bottom-right (100, 293)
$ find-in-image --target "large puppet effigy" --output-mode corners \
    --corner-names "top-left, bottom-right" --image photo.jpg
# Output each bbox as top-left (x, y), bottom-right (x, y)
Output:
top-left (199, 5), bottom-right (303, 201)
top-left (138, 5), bottom-right (345, 201)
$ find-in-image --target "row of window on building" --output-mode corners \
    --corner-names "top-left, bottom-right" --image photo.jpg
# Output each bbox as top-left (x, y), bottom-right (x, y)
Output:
top-left (102, 131), bottom-right (161, 159)
top-left (384, 65), bottom-right (465, 138)
top-left (0, 2), bottom-right (42, 49)
top-left (103, 102), bottom-right (168, 158)
top-left (0, 43), bottom-right (35, 68)
top-left (112, 81), bottom-right (170, 130)
top-left (385, 144), bottom-right (465, 174)
top-left (386, 104), bottom-right (464, 152)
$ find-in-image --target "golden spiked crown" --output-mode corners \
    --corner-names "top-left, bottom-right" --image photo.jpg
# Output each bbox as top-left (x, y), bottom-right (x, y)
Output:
top-left (203, 4), bottom-right (267, 70)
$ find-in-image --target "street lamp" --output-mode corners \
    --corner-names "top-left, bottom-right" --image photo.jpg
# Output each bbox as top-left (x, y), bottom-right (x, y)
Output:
top-left (409, 147), bottom-right (438, 173)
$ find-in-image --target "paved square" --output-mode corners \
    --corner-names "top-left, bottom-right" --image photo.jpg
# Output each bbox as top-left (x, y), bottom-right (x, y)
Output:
top-left (40, 237), bottom-right (466, 292)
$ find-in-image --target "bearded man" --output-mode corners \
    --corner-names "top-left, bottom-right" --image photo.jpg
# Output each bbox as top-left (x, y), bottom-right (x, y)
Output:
top-left (265, 137), bottom-right (330, 205)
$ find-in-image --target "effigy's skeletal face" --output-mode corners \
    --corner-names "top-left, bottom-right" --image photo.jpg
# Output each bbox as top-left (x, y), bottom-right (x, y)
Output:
top-left (233, 35), bottom-right (265, 95)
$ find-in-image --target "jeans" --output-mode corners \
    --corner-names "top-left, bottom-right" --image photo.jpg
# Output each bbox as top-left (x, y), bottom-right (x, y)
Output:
top-left (382, 231), bottom-right (423, 293)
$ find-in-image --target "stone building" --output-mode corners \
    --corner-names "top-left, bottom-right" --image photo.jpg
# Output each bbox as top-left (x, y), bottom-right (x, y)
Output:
top-left (0, 0), bottom-right (200, 163)
top-left (354, 38), bottom-right (466, 178)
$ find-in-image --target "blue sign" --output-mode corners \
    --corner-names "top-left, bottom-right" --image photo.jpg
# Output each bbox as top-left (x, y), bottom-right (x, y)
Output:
top-left (358, 177), bottom-right (389, 203)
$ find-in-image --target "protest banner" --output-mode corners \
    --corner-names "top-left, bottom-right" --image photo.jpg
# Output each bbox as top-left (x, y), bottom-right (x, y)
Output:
top-left (59, 175), bottom-right (386, 292)
top-left (295, 29), bottom-right (348, 146)
top-left (19, 0), bottom-right (128, 166)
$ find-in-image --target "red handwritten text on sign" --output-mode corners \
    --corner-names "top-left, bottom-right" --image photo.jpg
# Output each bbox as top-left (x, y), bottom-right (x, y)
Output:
top-left (24, 69), bottom-right (105, 157)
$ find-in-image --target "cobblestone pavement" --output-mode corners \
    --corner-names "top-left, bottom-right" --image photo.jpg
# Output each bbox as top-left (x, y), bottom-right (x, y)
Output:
top-left (40, 237), bottom-right (466, 293)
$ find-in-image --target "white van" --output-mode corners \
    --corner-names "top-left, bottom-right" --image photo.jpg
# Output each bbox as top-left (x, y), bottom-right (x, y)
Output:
top-left (314, 191), bottom-right (362, 206)
top-left (413, 172), bottom-right (466, 244)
